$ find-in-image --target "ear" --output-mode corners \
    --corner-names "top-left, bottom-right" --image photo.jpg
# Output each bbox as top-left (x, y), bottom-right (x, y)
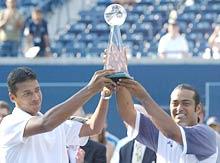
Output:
top-left (9, 92), bottom-right (16, 103)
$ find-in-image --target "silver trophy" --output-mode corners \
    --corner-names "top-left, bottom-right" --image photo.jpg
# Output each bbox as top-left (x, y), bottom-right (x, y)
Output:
top-left (104, 4), bottom-right (132, 82)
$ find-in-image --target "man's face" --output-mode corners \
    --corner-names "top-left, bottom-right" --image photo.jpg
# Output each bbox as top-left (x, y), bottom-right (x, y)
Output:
top-left (0, 108), bottom-right (10, 123)
top-left (32, 12), bottom-right (42, 24)
top-left (170, 89), bottom-right (199, 126)
top-left (168, 24), bottom-right (179, 36)
top-left (10, 79), bottom-right (42, 116)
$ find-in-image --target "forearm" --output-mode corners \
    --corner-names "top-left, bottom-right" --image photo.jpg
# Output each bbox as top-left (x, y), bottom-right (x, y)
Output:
top-left (82, 97), bottom-right (109, 136)
top-left (42, 85), bottom-right (96, 131)
top-left (116, 87), bottom-right (136, 128)
top-left (140, 92), bottom-right (182, 143)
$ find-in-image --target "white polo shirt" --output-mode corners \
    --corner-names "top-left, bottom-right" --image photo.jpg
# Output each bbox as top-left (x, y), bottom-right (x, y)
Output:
top-left (128, 111), bottom-right (218, 163)
top-left (0, 107), bottom-right (88, 163)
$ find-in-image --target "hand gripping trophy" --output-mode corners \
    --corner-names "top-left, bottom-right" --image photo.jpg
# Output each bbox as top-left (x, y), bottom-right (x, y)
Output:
top-left (104, 4), bottom-right (133, 82)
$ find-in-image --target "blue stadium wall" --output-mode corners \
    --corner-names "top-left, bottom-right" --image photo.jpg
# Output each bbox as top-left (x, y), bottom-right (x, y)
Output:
top-left (0, 60), bottom-right (220, 138)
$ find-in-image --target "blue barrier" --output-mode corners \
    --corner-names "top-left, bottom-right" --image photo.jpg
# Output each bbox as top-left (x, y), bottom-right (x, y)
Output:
top-left (1, 61), bottom-right (220, 138)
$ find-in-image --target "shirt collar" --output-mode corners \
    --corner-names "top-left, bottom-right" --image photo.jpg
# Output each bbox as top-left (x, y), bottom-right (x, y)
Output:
top-left (12, 107), bottom-right (43, 119)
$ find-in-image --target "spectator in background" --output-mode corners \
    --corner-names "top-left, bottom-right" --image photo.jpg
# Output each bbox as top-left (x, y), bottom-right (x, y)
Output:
top-left (68, 108), bottom-right (107, 163)
top-left (0, 0), bottom-right (23, 57)
top-left (206, 116), bottom-right (220, 163)
top-left (24, 8), bottom-right (51, 57)
top-left (0, 100), bottom-right (10, 123)
top-left (112, 0), bottom-right (140, 6)
top-left (208, 24), bottom-right (220, 59)
top-left (111, 104), bottom-right (156, 163)
top-left (158, 19), bottom-right (190, 59)
top-left (90, 122), bottom-right (116, 163)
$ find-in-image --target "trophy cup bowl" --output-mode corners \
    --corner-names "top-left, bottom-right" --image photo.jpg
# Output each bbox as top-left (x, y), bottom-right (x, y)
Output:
top-left (104, 4), bottom-right (133, 82)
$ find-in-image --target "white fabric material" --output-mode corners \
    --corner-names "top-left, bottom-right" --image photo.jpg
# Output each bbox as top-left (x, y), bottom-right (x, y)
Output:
top-left (157, 126), bottom-right (217, 163)
top-left (215, 132), bottom-right (220, 163)
top-left (131, 111), bottom-right (217, 163)
top-left (0, 107), bottom-right (88, 163)
top-left (132, 140), bottom-right (146, 163)
top-left (127, 111), bottom-right (140, 139)
top-left (67, 139), bottom-right (88, 163)
top-left (158, 33), bottom-right (189, 59)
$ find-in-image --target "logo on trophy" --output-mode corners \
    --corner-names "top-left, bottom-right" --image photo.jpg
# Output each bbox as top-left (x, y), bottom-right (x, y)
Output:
top-left (104, 4), bottom-right (133, 82)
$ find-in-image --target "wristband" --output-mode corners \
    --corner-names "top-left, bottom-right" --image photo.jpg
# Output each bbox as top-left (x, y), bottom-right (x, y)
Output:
top-left (101, 91), bottom-right (112, 100)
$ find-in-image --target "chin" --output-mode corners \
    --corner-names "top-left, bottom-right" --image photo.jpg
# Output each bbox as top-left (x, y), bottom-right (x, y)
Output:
top-left (176, 120), bottom-right (187, 127)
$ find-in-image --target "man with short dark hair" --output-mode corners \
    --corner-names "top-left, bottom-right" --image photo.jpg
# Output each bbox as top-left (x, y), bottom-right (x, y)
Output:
top-left (116, 79), bottom-right (218, 162)
top-left (0, 66), bottom-right (116, 163)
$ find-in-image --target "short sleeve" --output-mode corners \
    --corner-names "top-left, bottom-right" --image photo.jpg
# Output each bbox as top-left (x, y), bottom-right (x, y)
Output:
top-left (0, 115), bottom-right (31, 147)
top-left (62, 120), bottom-right (88, 146)
top-left (136, 113), bottom-right (159, 151)
top-left (127, 111), bottom-right (159, 151)
top-left (182, 124), bottom-right (217, 160)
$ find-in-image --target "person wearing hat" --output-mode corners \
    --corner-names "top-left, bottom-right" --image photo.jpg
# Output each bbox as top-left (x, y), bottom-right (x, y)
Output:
top-left (207, 116), bottom-right (220, 163)
top-left (158, 18), bottom-right (190, 59)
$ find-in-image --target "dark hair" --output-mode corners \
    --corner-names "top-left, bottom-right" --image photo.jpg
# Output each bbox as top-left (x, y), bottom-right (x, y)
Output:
top-left (7, 67), bottom-right (37, 94)
top-left (173, 84), bottom-right (200, 106)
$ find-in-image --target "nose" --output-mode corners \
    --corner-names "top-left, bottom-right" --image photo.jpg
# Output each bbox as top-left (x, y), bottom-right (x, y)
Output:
top-left (176, 104), bottom-right (184, 113)
top-left (33, 92), bottom-right (40, 101)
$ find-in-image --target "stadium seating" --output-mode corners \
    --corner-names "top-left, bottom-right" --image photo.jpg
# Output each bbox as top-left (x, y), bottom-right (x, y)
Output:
top-left (0, 0), bottom-right (216, 58)
top-left (52, 0), bottom-right (219, 58)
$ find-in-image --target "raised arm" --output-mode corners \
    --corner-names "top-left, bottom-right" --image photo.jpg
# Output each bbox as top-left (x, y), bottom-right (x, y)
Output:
top-left (117, 79), bottom-right (182, 144)
top-left (23, 69), bottom-right (116, 137)
top-left (116, 86), bottom-right (137, 128)
top-left (79, 88), bottom-right (112, 137)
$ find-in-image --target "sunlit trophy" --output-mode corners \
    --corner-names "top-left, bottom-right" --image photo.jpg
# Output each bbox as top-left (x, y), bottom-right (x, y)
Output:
top-left (104, 4), bottom-right (132, 82)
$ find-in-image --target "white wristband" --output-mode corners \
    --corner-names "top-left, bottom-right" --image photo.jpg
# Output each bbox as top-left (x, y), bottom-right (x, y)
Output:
top-left (101, 91), bottom-right (112, 100)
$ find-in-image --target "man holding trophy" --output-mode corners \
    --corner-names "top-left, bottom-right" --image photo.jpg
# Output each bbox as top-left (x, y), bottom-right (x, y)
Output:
top-left (103, 4), bottom-right (218, 163)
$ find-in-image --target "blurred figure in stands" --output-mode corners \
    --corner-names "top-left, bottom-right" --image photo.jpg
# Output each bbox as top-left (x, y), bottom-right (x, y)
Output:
top-left (24, 8), bottom-right (51, 57)
top-left (206, 116), bottom-right (220, 163)
top-left (0, 0), bottom-right (23, 57)
top-left (158, 19), bottom-right (190, 59)
top-left (112, 0), bottom-right (140, 6)
top-left (0, 100), bottom-right (10, 123)
top-left (111, 104), bottom-right (156, 163)
top-left (208, 23), bottom-right (220, 59)
top-left (90, 121), bottom-right (118, 163)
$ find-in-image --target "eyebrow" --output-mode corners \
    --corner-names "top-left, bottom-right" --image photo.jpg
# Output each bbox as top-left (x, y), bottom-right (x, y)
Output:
top-left (172, 99), bottom-right (193, 103)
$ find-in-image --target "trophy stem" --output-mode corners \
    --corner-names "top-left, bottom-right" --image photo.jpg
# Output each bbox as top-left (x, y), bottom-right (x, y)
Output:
top-left (109, 25), bottom-right (123, 52)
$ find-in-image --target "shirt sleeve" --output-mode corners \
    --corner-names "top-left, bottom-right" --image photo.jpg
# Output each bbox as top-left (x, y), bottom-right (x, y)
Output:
top-left (0, 115), bottom-right (31, 147)
top-left (182, 124), bottom-right (217, 160)
top-left (128, 111), bottom-right (159, 151)
top-left (62, 120), bottom-right (88, 146)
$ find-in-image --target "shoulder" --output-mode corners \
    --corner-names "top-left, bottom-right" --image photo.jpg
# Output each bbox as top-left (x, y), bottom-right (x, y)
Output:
top-left (184, 124), bottom-right (215, 136)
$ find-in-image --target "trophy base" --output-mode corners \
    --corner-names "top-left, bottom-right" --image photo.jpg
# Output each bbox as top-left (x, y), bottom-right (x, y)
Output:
top-left (106, 72), bottom-right (133, 82)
